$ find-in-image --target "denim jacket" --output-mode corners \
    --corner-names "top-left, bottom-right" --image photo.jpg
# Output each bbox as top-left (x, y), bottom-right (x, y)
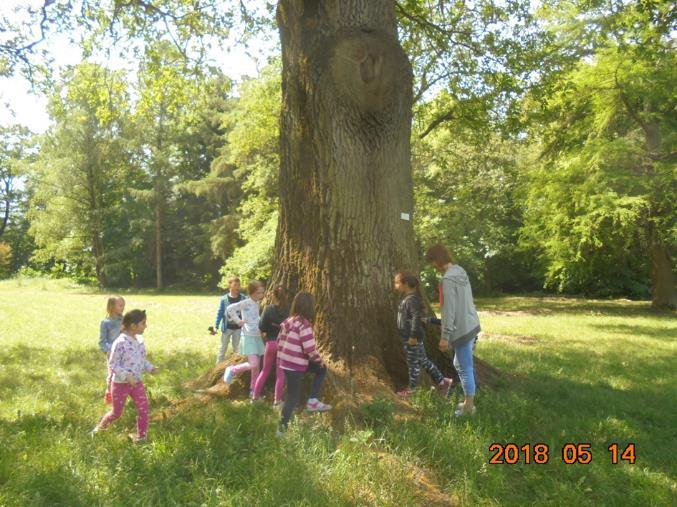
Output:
top-left (99, 316), bottom-right (122, 353)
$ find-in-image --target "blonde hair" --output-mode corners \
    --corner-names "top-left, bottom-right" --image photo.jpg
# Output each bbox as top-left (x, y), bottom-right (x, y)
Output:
top-left (106, 296), bottom-right (124, 317)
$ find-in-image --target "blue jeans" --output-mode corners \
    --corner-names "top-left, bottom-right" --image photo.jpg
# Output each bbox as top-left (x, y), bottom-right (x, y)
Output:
top-left (453, 338), bottom-right (476, 397)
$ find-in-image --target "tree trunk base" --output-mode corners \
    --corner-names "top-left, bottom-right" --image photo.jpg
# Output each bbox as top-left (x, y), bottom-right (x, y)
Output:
top-left (167, 354), bottom-right (508, 429)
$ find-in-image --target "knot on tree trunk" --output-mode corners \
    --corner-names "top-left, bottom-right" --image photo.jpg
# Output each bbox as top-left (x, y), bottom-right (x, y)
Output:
top-left (329, 29), bottom-right (408, 114)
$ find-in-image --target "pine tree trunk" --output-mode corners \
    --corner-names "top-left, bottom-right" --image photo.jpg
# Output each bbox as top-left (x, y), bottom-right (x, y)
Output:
top-left (270, 0), bottom-right (417, 384)
top-left (85, 162), bottom-right (107, 287)
top-left (155, 178), bottom-right (163, 290)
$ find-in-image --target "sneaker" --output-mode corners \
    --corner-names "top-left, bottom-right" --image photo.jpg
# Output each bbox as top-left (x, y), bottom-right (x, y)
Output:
top-left (276, 428), bottom-right (286, 439)
top-left (397, 387), bottom-right (413, 397)
top-left (223, 366), bottom-right (235, 385)
top-left (272, 401), bottom-right (282, 409)
top-left (435, 378), bottom-right (453, 396)
top-left (454, 405), bottom-right (477, 417)
top-left (90, 426), bottom-right (101, 437)
top-left (128, 433), bottom-right (147, 443)
top-left (306, 400), bottom-right (332, 412)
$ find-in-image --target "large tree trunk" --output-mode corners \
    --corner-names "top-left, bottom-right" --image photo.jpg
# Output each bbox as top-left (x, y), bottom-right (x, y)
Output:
top-left (271, 0), bottom-right (417, 385)
top-left (649, 224), bottom-right (676, 309)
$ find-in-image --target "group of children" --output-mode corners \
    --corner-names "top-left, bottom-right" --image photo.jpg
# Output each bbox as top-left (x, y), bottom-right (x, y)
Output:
top-left (92, 244), bottom-right (480, 440)
top-left (218, 279), bottom-right (332, 432)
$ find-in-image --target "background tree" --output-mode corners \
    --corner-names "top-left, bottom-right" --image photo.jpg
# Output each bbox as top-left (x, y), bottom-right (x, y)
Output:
top-left (412, 125), bottom-right (537, 296)
top-left (131, 42), bottom-right (222, 288)
top-left (0, 125), bottom-right (34, 239)
top-left (28, 63), bottom-right (133, 285)
top-left (522, 0), bottom-right (676, 308)
top-left (216, 60), bottom-right (281, 283)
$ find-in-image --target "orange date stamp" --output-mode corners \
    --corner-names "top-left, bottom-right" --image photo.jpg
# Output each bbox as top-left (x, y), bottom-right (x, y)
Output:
top-left (489, 443), bottom-right (636, 465)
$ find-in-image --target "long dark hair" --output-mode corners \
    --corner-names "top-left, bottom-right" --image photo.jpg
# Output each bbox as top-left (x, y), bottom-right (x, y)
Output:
top-left (290, 292), bottom-right (315, 321)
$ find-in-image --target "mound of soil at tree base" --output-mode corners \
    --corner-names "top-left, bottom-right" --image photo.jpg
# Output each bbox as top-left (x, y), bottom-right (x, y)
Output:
top-left (165, 350), bottom-right (508, 429)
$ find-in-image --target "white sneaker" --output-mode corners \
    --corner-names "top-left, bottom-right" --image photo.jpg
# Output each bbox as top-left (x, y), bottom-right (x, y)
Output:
top-left (306, 400), bottom-right (332, 412)
top-left (454, 405), bottom-right (476, 417)
top-left (223, 366), bottom-right (235, 385)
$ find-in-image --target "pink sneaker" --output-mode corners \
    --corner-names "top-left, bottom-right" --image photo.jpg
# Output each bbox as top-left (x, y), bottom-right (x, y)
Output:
top-left (306, 400), bottom-right (332, 412)
top-left (397, 387), bottom-right (413, 397)
top-left (435, 378), bottom-right (453, 396)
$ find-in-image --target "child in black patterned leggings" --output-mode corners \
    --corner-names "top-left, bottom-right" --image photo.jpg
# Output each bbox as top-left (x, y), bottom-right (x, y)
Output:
top-left (394, 271), bottom-right (452, 397)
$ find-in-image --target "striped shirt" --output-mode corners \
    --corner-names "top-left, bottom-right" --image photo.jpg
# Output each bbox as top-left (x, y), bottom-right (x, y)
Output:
top-left (277, 316), bottom-right (322, 371)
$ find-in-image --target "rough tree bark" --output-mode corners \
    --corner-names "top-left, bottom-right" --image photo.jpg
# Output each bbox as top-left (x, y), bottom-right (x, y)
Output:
top-left (195, 0), bottom-right (504, 404)
top-left (270, 0), bottom-right (417, 385)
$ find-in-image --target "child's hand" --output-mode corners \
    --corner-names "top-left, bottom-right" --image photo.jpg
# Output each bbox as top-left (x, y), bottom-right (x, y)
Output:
top-left (438, 340), bottom-right (449, 352)
top-left (408, 337), bottom-right (417, 346)
top-left (128, 376), bottom-right (137, 386)
top-left (239, 320), bottom-right (245, 327)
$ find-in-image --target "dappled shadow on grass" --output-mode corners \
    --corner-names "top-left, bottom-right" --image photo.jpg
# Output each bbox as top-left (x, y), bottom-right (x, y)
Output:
top-left (0, 343), bottom-right (216, 423)
top-left (588, 322), bottom-right (676, 341)
top-left (0, 398), bottom-right (358, 505)
top-left (383, 367), bottom-right (676, 505)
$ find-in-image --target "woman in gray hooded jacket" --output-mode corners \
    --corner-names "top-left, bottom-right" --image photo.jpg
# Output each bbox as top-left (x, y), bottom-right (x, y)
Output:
top-left (426, 244), bottom-right (481, 416)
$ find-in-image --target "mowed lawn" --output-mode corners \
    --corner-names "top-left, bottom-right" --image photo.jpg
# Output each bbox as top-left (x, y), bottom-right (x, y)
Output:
top-left (0, 278), bottom-right (675, 506)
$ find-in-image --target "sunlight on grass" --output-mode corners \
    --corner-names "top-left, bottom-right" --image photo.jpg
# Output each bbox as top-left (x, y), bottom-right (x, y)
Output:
top-left (1, 280), bottom-right (675, 505)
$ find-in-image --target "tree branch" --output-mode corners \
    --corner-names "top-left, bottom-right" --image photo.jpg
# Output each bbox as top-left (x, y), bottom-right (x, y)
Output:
top-left (419, 109), bottom-right (456, 139)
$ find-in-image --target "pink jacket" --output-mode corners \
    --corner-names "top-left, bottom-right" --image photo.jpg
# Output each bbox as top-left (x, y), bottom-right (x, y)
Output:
top-left (277, 316), bottom-right (322, 372)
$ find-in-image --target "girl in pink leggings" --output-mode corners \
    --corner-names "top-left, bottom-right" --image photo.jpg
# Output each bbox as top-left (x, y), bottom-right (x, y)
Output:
top-left (92, 309), bottom-right (158, 442)
top-left (252, 286), bottom-right (289, 406)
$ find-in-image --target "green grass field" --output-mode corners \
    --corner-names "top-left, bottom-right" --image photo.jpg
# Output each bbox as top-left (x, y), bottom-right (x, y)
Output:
top-left (1, 278), bottom-right (675, 506)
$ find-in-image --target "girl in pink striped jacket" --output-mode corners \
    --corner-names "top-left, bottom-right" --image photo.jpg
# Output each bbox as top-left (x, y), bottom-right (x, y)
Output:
top-left (278, 292), bottom-right (331, 432)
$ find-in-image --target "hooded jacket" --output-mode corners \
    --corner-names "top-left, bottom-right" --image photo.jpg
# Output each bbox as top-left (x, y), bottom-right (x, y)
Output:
top-left (440, 264), bottom-right (481, 347)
